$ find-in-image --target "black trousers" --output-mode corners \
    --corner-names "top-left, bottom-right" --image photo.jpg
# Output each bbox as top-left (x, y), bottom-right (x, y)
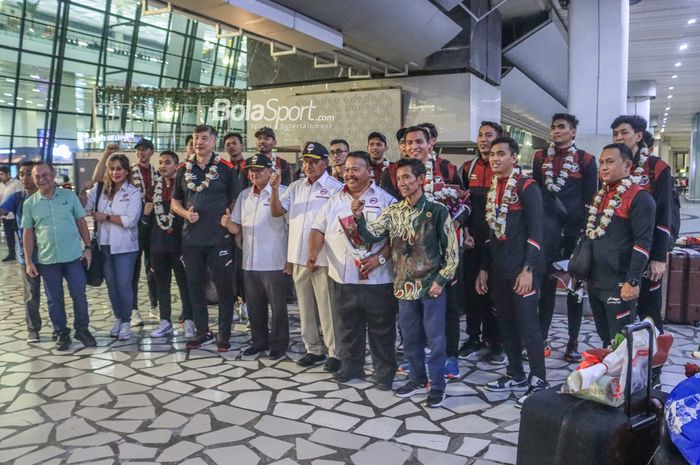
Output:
top-left (243, 270), bottom-right (290, 352)
top-left (232, 240), bottom-right (245, 300)
top-left (181, 244), bottom-right (234, 337)
top-left (462, 246), bottom-right (501, 346)
top-left (331, 281), bottom-right (397, 385)
top-left (589, 285), bottom-right (637, 346)
top-left (637, 277), bottom-right (664, 333)
top-left (132, 222), bottom-right (158, 310)
top-left (151, 251), bottom-right (192, 323)
top-left (2, 218), bottom-right (16, 258)
top-left (20, 263), bottom-right (42, 331)
top-left (445, 248), bottom-right (464, 358)
top-left (490, 277), bottom-right (546, 382)
top-left (538, 234), bottom-right (583, 342)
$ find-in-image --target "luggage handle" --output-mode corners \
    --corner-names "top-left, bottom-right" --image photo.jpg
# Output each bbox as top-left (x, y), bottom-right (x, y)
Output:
top-left (623, 320), bottom-right (656, 430)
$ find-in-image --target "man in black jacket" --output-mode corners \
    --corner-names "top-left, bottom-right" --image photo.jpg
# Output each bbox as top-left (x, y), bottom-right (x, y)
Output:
top-left (476, 137), bottom-right (547, 408)
top-left (532, 113), bottom-right (598, 362)
top-left (611, 116), bottom-right (672, 334)
top-left (459, 121), bottom-right (505, 364)
top-left (586, 143), bottom-right (655, 345)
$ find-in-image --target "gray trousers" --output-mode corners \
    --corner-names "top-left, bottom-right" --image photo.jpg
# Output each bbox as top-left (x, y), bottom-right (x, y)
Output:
top-left (20, 263), bottom-right (42, 332)
top-left (243, 270), bottom-right (290, 352)
top-left (330, 280), bottom-right (398, 385)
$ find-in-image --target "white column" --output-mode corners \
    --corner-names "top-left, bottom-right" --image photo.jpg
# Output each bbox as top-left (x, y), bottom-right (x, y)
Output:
top-left (689, 113), bottom-right (700, 200)
top-left (567, 0), bottom-right (629, 156)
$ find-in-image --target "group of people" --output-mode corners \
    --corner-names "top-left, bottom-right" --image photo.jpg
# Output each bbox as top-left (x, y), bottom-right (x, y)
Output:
top-left (0, 112), bottom-right (673, 409)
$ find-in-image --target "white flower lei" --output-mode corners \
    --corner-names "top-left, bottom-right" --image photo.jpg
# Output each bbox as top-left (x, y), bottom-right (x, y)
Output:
top-left (543, 144), bottom-right (577, 192)
top-left (424, 153), bottom-right (436, 199)
top-left (630, 146), bottom-right (649, 184)
top-left (184, 153), bottom-right (220, 192)
top-left (131, 163), bottom-right (159, 196)
top-left (585, 177), bottom-right (633, 239)
top-left (485, 168), bottom-right (519, 240)
top-left (152, 177), bottom-right (174, 231)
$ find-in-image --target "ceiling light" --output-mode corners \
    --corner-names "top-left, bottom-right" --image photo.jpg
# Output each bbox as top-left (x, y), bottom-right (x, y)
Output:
top-left (664, 113), bottom-right (668, 116)
top-left (668, 95), bottom-right (673, 98)
top-left (665, 107), bottom-right (671, 110)
top-left (680, 44), bottom-right (688, 50)
top-left (675, 62), bottom-right (682, 67)
top-left (669, 86), bottom-right (674, 90)
top-left (689, 18), bottom-right (697, 25)
top-left (661, 128), bottom-right (665, 132)
top-left (672, 74), bottom-right (678, 79)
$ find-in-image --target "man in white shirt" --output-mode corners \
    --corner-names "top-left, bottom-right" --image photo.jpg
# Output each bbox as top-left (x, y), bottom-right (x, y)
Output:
top-left (0, 166), bottom-right (23, 262)
top-left (309, 151), bottom-right (398, 389)
top-left (270, 142), bottom-right (343, 371)
top-left (222, 154), bottom-right (290, 360)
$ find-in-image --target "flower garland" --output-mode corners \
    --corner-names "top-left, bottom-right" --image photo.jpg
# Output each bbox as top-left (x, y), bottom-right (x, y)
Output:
top-left (543, 144), bottom-right (577, 192)
top-left (152, 177), bottom-right (175, 231)
top-left (485, 168), bottom-right (519, 241)
top-left (184, 153), bottom-right (220, 192)
top-left (585, 177), bottom-right (633, 239)
top-left (630, 147), bottom-right (649, 184)
top-left (423, 154), bottom-right (436, 199)
top-left (131, 163), bottom-right (159, 195)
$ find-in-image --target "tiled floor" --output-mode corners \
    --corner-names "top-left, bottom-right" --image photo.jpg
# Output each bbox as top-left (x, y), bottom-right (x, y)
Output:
top-left (0, 249), bottom-right (698, 465)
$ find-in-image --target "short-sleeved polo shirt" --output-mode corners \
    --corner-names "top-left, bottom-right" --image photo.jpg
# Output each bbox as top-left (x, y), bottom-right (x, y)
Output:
top-left (172, 153), bottom-right (241, 247)
top-left (22, 187), bottom-right (86, 265)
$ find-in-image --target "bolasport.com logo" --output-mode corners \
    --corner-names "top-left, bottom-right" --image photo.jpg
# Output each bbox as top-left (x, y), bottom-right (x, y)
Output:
top-left (208, 98), bottom-right (335, 130)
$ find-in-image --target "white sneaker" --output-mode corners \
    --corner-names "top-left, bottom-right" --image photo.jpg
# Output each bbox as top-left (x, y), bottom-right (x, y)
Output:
top-left (150, 320), bottom-right (173, 338)
top-left (118, 322), bottom-right (131, 341)
top-left (130, 310), bottom-right (143, 327)
top-left (110, 319), bottom-right (122, 338)
top-left (183, 319), bottom-right (196, 338)
top-left (148, 306), bottom-right (159, 320)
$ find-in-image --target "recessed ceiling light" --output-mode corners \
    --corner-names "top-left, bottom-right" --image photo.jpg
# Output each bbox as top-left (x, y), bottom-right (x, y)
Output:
top-left (675, 62), bottom-right (682, 67)
top-left (665, 107), bottom-right (671, 110)
top-left (661, 128), bottom-right (665, 132)
top-left (689, 18), bottom-right (697, 25)
top-left (664, 112), bottom-right (668, 116)
top-left (680, 44), bottom-right (689, 50)
top-left (672, 74), bottom-right (678, 79)
top-left (668, 95), bottom-right (673, 98)
top-left (669, 86), bottom-right (674, 90)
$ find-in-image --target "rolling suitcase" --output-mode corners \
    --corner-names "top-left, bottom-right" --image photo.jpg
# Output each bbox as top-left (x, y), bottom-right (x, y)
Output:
top-left (685, 250), bottom-right (700, 325)
top-left (517, 321), bottom-right (665, 465)
top-left (665, 248), bottom-right (700, 325)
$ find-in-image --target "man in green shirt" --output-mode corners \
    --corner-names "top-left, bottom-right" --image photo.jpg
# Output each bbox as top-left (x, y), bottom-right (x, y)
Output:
top-left (22, 162), bottom-right (96, 351)
top-left (352, 157), bottom-right (458, 408)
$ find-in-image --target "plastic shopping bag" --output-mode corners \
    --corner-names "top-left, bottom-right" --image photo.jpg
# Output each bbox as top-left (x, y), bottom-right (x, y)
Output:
top-left (562, 318), bottom-right (658, 407)
top-left (665, 373), bottom-right (700, 465)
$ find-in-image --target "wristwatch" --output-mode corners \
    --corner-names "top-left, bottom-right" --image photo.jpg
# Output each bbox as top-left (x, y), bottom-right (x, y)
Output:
top-left (522, 264), bottom-right (533, 273)
top-left (377, 254), bottom-right (386, 265)
top-left (627, 278), bottom-right (640, 287)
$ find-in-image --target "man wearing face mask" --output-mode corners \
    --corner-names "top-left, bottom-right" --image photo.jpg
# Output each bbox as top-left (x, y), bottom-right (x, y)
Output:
top-left (309, 151), bottom-right (397, 389)
top-left (270, 142), bottom-right (343, 372)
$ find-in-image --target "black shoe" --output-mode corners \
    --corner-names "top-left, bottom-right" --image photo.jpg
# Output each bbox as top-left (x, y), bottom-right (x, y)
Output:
top-left (425, 389), bottom-right (446, 408)
top-left (395, 380), bottom-right (428, 398)
top-left (375, 381), bottom-right (393, 391)
top-left (297, 353), bottom-right (326, 367)
top-left (217, 340), bottom-right (231, 353)
top-left (333, 369), bottom-right (365, 383)
top-left (185, 331), bottom-right (215, 349)
top-left (516, 376), bottom-right (549, 409)
top-left (323, 357), bottom-right (342, 373)
top-left (564, 340), bottom-right (582, 363)
top-left (55, 330), bottom-right (71, 351)
top-left (51, 329), bottom-right (59, 341)
top-left (26, 330), bottom-right (40, 343)
top-left (268, 350), bottom-right (286, 360)
top-left (242, 346), bottom-right (268, 356)
top-left (458, 337), bottom-right (484, 359)
top-left (488, 346), bottom-right (507, 365)
top-left (2, 255), bottom-right (16, 262)
top-left (74, 328), bottom-right (97, 347)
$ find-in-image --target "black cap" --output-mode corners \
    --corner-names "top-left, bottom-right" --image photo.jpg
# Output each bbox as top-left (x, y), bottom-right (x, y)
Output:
top-left (368, 131), bottom-right (387, 144)
top-left (245, 153), bottom-right (273, 169)
top-left (134, 138), bottom-right (154, 151)
top-left (254, 127), bottom-right (276, 139)
top-left (302, 141), bottom-right (329, 159)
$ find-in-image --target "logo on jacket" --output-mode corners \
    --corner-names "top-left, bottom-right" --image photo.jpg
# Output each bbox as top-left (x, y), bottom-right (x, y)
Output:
top-left (610, 197), bottom-right (622, 209)
top-left (570, 163), bottom-right (580, 173)
top-left (435, 176), bottom-right (444, 183)
top-left (320, 188), bottom-right (328, 196)
top-left (606, 296), bottom-right (622, 305)
top-left (507, 194), bottom-right (519, 204)
top-left (470, 174), bottom-right (478, 180)
top-left (369, 197), bottom-right (378, 204)
top-left (639, 175), bottom-right (649, 186)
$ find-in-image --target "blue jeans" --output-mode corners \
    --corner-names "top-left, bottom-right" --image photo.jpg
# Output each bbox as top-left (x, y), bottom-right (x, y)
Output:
top-left (101, 246), bottom-right (138, 321)
top-left (398, 292), bottom-right (447, 391)
top-left (38, 258), bottom-right (89, 333)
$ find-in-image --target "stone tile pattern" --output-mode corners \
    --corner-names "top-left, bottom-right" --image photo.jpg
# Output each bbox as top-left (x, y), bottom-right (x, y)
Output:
top-left (0, 251), bottom-right (696, 465)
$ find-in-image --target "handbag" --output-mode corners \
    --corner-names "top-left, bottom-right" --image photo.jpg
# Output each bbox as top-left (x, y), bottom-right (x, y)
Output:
top-left (86, 182), bottom-right (104, 287)
top-left (568, 235), bottom-right (593, 281)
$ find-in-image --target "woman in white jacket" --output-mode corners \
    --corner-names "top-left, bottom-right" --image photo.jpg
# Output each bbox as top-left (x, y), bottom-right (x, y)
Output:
top-left (85, 154), bottom-right (142, 341)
